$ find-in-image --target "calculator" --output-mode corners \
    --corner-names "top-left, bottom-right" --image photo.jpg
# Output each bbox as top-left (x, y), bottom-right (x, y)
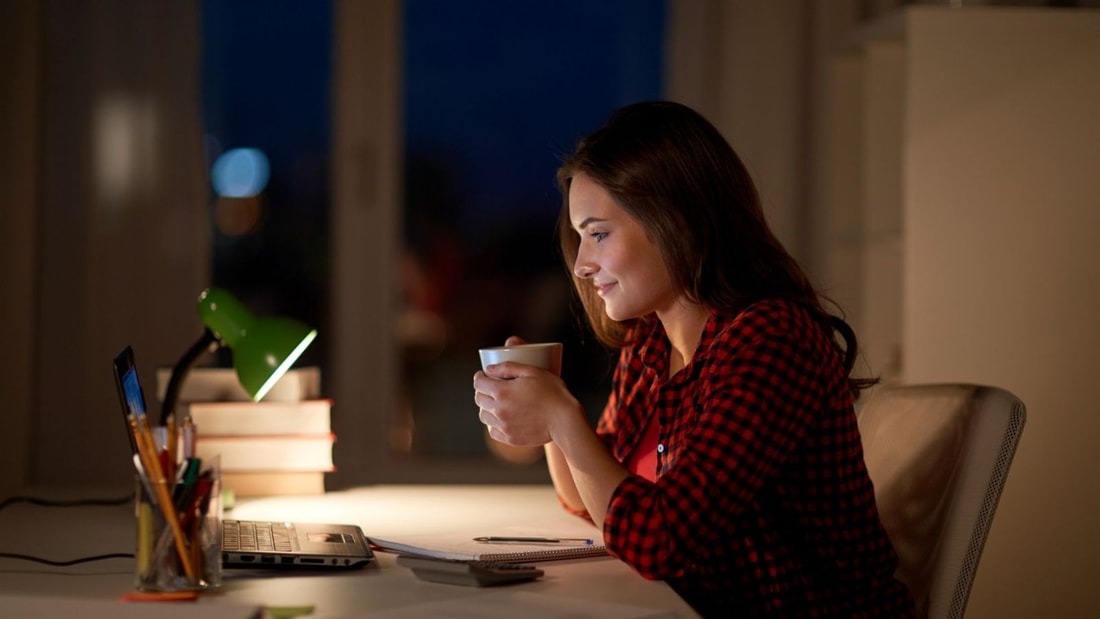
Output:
top-left (395, 555), bottom-right (544, 587)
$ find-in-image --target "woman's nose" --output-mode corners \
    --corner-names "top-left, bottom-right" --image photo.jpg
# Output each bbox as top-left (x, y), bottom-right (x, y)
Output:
top-left (573, 255), bottom-right (596, 278)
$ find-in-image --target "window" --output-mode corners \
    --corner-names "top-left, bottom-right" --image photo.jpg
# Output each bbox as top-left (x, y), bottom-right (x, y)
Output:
top-left (202, 0), bottom-right (667, 484)
top-left (396, 0), bottom-right (666, 474)
top-left (200, 0), bottom-right (333, 373)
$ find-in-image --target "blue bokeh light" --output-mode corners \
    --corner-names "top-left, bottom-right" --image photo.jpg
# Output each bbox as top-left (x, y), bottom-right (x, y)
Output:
top-left (211, 147), bottom-right (271, 197)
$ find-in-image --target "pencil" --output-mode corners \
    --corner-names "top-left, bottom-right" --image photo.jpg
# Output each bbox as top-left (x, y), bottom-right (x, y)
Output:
top-left (130, 415), bottom-right (198, 582)
top-left (136, 500), bottom-right (155, 578)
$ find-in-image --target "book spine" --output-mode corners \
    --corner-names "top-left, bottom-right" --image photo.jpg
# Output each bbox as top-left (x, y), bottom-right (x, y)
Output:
top-left (479, 546), bottom-right (608, 563)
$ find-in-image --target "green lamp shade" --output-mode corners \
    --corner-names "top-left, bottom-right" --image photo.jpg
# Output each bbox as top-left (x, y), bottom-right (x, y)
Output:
top-left (197, 288), bottom-right (317, 401)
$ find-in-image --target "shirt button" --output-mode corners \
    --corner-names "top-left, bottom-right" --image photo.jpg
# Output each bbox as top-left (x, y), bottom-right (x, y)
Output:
top-left (657, 444), bottom-right (665, 454)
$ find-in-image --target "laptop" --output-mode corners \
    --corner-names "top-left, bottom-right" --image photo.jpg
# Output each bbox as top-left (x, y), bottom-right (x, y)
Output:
top-left (112, 345), bottom-right (375, 570)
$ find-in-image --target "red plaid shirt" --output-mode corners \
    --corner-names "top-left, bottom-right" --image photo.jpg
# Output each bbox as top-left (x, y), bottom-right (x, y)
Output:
top-left (583, 299), bottom-right (914, 617)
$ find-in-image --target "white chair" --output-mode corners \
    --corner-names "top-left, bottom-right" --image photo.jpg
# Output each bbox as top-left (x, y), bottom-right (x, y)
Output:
top-left (856, 384), bottom-right (1026, 619)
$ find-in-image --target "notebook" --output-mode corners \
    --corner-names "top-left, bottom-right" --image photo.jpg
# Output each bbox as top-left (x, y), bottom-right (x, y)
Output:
top-left (368, 524), bottom-right (608, 563)
top-left (112, 345), bottom-right (375, 571)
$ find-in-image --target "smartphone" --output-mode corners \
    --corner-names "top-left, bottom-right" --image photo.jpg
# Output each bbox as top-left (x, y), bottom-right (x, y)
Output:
top-left (112, 345), bottom-right (149, 455)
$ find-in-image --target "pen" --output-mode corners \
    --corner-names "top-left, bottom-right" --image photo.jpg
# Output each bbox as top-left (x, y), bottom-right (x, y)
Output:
top-left (129, 414), bottom-right (198, 582)
top-left (473, 536), bottom-right (595, 545)
top-left (166, 413), bottom-right (178, 476)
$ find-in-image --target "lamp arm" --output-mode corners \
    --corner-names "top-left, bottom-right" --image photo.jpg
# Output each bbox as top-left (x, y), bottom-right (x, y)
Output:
top-left (160, 328), bottom-right (220, 426)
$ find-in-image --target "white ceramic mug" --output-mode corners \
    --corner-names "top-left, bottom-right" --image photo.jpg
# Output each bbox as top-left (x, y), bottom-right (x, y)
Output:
top-left (478, 342), bottom-right (563, 376)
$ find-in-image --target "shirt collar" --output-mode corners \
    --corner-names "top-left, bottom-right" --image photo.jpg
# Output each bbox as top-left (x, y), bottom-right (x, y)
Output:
top-left (632, 310), bottom-right (725, 380)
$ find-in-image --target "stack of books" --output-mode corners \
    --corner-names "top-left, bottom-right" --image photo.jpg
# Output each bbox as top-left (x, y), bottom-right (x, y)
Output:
top-left (155, 366), bottom-right (334, 497)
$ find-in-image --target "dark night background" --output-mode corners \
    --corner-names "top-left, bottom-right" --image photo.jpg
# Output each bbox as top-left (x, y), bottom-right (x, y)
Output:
top-left (199, 0), bottom-right (665, 458)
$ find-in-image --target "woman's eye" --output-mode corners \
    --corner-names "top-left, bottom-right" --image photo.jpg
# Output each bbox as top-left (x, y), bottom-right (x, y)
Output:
top-left (591, 231), bottom-right (608, 243)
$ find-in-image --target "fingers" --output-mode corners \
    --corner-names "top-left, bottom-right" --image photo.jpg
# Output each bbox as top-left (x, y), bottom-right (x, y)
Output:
top-left (475, 373), bottom-right (507, 441)
top-left (473, 372), bottom-right (496, 412)
top-left (481, 412), bottom-right (524, 447)
top-left (478, 407), bottom-right (500, 429)
top-left (473, 364), bottom-right (557, 448)
top-left (482, 360), bottom-right (543, 380)
top-left (473, 370), bottom-right (512, 396)
top-left (481, 408), bottom-right (527, 447)
top-left (504, 335), bottom-right (528, 346)
top-left (473, 370), bottom-right (497, 394)
top-left (486, 425), bottom-right (512, 445)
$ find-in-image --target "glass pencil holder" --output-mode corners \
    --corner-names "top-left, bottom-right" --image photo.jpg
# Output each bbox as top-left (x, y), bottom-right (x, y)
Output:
top-left (133, 462), bottom-right (222, 591)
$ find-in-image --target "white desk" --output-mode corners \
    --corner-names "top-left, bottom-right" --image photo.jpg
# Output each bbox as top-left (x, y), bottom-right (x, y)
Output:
top-left (0, 485), bottom-right (698, 617)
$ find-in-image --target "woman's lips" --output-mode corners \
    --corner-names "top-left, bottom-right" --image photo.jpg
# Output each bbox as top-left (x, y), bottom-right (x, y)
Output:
top-left (595, 282), bottom-right (616, 296)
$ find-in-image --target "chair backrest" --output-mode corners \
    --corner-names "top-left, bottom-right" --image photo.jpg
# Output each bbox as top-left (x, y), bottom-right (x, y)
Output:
top-left (856, 384), bottom-right (1026, 619)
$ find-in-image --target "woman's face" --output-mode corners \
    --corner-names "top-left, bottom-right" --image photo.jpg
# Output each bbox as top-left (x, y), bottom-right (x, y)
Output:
top-left (568, 173), bottom-right (678, 322)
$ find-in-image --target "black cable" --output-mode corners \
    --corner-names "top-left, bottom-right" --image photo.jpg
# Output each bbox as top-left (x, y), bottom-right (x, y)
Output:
top-left (0, 551), bottom-right (134, 566)
top-left (0, 494), bottom-right (136, 567)
top-left (0, 495), bottom-right (132, 512)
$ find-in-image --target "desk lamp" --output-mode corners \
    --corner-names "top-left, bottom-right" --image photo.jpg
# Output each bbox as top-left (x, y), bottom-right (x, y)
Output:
top-left (159, 287), bottom-right (317, 426)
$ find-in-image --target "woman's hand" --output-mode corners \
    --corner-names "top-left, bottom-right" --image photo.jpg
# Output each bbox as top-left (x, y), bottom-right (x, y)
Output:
top-left (475, 337), bottom-right (627, 525)
top-left (473, 338), bottom-right (581, 447)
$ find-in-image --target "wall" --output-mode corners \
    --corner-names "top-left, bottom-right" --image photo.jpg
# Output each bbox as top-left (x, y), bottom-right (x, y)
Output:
top-left (667, 0), bottom-right (813, 262)
top-left (903, 8), bottom-right (1100, 617)
top-left (2, 1), bottom-right (211, 491)
top-left (858, 39), bottom-right (906, 385)
top-left (0, 0), bottom-right (40, 496)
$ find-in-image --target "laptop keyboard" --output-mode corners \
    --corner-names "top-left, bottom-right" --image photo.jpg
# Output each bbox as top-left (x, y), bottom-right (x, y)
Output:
top-left (222, 520), bottom-right (293, 552)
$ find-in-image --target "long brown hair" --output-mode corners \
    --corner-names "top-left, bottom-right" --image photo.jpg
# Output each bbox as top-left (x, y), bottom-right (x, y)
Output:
top-left (557, 101), bottom-right (875, 395)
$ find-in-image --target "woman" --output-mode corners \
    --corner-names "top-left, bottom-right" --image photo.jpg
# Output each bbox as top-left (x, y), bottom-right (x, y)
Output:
top-left (472, 101), bottom-right (914, 617)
